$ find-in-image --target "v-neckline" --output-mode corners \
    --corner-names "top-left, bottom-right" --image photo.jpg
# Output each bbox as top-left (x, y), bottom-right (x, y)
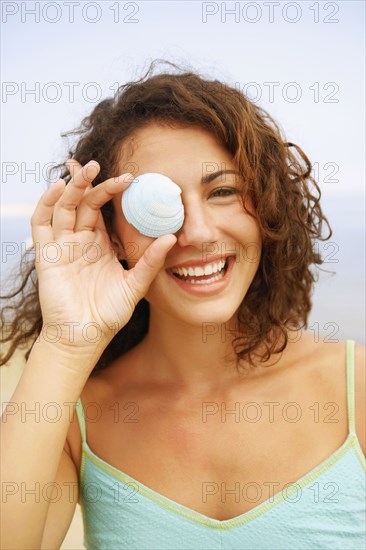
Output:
top-left (80, 432), bottom-right (362, 530)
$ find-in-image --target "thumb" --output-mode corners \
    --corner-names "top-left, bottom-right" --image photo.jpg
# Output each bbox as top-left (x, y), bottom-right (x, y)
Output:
top-left (125, 234), bottom-right (177, 301)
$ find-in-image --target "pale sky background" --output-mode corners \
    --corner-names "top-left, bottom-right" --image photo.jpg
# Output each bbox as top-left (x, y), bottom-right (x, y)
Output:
top-left (1, 0), bottom-right (365, 343)
top-left (1, 1), bottom-right (364, 204)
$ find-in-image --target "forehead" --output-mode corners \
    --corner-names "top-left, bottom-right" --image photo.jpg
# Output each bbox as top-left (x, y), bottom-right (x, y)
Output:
top-left (117, 123), bottom-right (235, 171)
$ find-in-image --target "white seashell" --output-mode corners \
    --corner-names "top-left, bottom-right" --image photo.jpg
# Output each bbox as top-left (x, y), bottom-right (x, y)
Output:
top-left (121, 173), bottom-right (185, 238)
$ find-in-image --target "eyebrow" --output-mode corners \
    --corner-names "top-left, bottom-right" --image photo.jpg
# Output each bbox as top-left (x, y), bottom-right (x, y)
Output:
top-left (201, 169), bottom-right (242, 185)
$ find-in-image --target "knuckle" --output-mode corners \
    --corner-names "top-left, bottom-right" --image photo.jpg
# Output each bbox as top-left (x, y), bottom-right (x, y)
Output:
top-left (142, 249), bottom-right (155, 270)
top-left (85, 199), bottom-right (100, 211)
top-left (57, 200), bottom-right (75, 211)
top-left (82, 193), bottom-right (101, 211)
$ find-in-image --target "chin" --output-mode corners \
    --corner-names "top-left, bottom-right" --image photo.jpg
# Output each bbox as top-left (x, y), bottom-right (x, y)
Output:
top-left (153, 299), bottom-right (241, 329)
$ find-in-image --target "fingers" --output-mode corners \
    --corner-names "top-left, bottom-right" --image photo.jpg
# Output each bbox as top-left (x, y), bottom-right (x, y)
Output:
top-left (73, 173), bottom-right (134, 233)
top-left (30, 179), bottom-right (66, 248)
top-left (30, 158), bottom-right (135, 255)
top-left (52, 161), bottom-right (100, 238)
top-left (30, 158), bottom-right (84, 247)
top-left (65, 159), bottom-right (83, 178)
top-left (126, 234), bottom-right (177, 301)
top-left (65, 159), bottom-right (107, 234)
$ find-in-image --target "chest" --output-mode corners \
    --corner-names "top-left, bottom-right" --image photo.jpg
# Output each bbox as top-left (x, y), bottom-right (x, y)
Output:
top-left (76, 388), bottom-right (348, 521)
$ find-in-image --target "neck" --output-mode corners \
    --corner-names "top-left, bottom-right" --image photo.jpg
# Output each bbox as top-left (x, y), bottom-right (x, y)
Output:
top-left (136, 307), bottom-right (277, 394)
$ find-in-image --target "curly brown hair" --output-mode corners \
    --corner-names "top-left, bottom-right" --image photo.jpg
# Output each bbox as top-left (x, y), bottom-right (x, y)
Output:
top-left (0, 59), bottom-right (332, 372)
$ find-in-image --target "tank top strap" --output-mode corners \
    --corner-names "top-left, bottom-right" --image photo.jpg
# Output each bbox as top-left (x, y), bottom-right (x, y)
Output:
top-left (75, 397), bottom-right (87, 444)
top-left (346, 339), bottom-right (356, 434)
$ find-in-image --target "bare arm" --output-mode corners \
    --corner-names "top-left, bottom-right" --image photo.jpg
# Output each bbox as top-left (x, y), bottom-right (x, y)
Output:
top-left (354, 343), bottom-right (366, 456)
top-left (0, 341), bottom-right (98, 550)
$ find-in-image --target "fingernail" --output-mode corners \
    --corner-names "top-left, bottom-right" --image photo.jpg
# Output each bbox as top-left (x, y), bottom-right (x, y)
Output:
top-left (66, 161), bottom-right (75, 176)
top-left (84, 163), bottom-right (99, 178)
top-left (118, 173), bottom-right (134, 182)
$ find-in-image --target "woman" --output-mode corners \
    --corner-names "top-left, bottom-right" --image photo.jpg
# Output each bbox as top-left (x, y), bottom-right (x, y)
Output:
top-left (1, 60), bottom-right (365, 549)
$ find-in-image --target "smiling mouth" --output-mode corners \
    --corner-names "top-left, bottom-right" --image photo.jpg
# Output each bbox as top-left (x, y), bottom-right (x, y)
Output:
top-left (169, 257), bottom-right (230, 285)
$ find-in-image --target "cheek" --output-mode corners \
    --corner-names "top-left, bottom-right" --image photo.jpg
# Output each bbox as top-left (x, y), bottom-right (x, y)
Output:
top-left (232, 214), bottom-right (262, 264)
top-left (227, 209), bottom-right (261, 241)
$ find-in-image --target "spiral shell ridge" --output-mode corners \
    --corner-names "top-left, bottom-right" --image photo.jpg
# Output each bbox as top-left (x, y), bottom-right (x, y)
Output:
top-left (121, 173), bottom-right (185, 237)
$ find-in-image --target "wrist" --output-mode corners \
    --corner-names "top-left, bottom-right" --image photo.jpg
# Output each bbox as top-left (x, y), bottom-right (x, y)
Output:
top-left (36, 321), bottom-right (112, 355)
top-left (30, 337), bottom-right (108, 377)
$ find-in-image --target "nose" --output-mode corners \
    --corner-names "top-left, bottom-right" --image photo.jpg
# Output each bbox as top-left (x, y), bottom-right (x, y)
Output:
top-left (175, 200), bottom-right (219, 249)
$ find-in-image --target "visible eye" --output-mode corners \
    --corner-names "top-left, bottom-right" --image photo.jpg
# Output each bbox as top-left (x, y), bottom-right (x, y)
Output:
top-left (210, 187), bottom-right (239, 198)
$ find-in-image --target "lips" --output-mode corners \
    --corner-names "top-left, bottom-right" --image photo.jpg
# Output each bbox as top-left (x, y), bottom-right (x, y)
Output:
top-left (170, 258), bottom-right (228, 281)
top-left (166, 254), bottom-right (234, 271)
top-left (165, 255), bottom-right (236, 296)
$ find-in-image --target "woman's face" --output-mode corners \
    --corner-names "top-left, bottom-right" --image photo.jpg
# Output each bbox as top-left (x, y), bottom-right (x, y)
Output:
top-left (111, 123), bottom-right (262, 326)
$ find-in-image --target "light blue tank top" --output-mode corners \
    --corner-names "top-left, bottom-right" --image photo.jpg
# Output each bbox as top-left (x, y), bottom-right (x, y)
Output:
top-left (75, 339), bottom-right (366, 549)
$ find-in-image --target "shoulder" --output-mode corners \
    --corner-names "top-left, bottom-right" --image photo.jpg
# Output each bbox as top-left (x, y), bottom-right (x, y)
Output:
top-left (63, 373), bottom-right (111, 471)
top-left (354, 341), bottom-right (366, 455)
top-left (284, 333), bottom-right (365, 456)
top-left (313, 337), bottom-right (365, 456)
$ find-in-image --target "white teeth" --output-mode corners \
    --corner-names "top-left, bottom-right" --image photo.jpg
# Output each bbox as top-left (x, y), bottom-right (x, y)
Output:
top-left (184, 271), bottom-right (225, 284)
top-left (204, 264), bottom-right (214, 275)
top-left (172, 259), bottom-right (226, 277)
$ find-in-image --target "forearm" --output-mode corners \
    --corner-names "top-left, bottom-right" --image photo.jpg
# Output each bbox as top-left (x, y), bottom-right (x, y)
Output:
top-left (0, 339), bottom-right (101, 549)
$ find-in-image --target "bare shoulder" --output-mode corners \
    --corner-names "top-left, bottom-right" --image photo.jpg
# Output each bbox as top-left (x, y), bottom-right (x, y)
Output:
top-left (354, 341), bottom-right (366, 455)
top-left (308, 334), bottom-right (366, 455)
top-left (288, 331), bottom-right (366, 455)
top-left (63, 345), bottom-right (138, 468)
top-left (63, 372), bottom-right (111, 477)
